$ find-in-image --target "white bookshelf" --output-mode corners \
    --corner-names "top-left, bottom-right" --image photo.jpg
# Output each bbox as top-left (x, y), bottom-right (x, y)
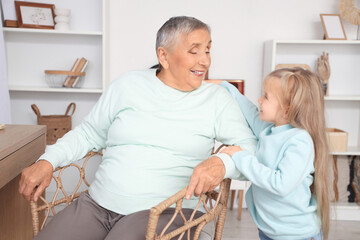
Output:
top-left (325, 96), bottom-right (360, 101)
top-left (331, 202), bottom-right (360, 221)
top-left (331, 146), bottom-right (360, 156)
top-left (2, 0), bottom-right (107, 127)
top-left (264, 39), bottom-right (360, 221)
top-left (3, 27), bottom-right (102, 36)
top-left (4, 30), bottom-right (103, 91)
top-left (8, 85), bottom-right (103, 93)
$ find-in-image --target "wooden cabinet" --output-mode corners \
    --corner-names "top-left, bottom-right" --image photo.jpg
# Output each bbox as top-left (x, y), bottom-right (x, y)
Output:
top-left (0, 124), bottom-right (46, 240)
top-left (264, 40), bottom-right (360, 220)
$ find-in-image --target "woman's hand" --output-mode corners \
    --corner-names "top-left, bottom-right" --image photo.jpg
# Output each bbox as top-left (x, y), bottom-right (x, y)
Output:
top-left (19, 160), bottom-right (53, 201)
top-left (221, 146), bottom-right (242, 157)
top-left (204, 79), bottom-right (223, 85)
top-left (185, 156), bottom-right (225, 199)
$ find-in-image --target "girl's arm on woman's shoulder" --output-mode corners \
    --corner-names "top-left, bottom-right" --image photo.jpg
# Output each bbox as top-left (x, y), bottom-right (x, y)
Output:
top-left (220, 81), bottom-right (271, 138)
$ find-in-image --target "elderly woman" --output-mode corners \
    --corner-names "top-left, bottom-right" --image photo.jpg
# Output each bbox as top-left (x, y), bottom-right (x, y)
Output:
top-left (19, 16), bottom-right (256, 239)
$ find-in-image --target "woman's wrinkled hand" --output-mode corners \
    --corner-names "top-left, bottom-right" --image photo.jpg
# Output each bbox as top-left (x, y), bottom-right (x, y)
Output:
top-left (19, 160), bottom-right (53, 201)
top-left (185, 156), bottom-right (225, 199)
top-left (221, 146), bottom-right (242, 157)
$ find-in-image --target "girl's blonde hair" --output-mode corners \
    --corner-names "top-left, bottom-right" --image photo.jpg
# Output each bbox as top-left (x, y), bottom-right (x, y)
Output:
top-left (265, 67), bottom-right (330, 239)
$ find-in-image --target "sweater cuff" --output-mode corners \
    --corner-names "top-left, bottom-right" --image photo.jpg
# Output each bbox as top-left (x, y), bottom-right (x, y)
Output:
top-left (214, 153), bottom-right (240, 179)
top-left (37, 150), bottom-right (58, 170)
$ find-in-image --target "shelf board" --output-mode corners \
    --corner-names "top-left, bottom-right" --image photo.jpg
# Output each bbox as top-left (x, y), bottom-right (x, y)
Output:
top-left (3, 27), bottom-right (102, 36)
top-left (9, 86), bottom-right (103, 93)
top-left (274, 39), bottom-right (360, 45)
top-left (331, 202), bottom-right (360, 221)
top-left (330, 146), bottom-right (360, 156)
top-left (325, 95), bottom-right (360, 101)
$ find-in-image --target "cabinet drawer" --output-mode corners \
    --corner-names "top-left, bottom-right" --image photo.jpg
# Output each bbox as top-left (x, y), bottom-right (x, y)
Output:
top-left (0, 135), bottom-right (45, 189)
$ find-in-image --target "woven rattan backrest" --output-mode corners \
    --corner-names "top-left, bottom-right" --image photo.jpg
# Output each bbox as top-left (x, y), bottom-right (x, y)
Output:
top-left (30, 151), bottom-right (102, 236)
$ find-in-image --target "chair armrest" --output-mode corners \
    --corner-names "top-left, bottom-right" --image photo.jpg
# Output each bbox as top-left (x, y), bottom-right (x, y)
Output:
top-left (146, 178), bottom-right (231, 240)
top-left (30, 151), bottom-right (102, 236)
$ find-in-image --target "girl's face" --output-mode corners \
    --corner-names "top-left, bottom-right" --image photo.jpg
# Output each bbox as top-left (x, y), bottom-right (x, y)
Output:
top-left (258, 77), bottom-right (289, 126)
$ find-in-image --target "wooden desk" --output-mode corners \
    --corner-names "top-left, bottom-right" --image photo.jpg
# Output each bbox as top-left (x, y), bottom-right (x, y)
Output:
top-left (0, 124), bottom-right (46, 240)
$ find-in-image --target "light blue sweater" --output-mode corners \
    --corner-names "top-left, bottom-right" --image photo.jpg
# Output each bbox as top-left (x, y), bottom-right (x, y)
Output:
top-left (221, 81), bottom-right (320, 240)
top-left (39, 69), bottom-right (257, 215)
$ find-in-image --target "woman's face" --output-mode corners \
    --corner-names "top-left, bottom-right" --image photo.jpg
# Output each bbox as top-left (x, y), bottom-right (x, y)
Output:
top-left (158, 29), bottom-right (211, 91)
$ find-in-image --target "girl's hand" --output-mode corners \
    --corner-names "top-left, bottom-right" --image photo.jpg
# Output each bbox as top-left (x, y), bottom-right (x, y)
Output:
top-left (221, 146), bottom-right (242, 157)
top-left (204, 79), bottom-right (223, 85)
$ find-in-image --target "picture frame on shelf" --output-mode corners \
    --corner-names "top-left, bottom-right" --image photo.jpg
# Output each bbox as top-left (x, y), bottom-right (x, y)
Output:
top-left (14, 1), bottom-right (55, 29)
top-left (320, 14), bottom-right (347, 40)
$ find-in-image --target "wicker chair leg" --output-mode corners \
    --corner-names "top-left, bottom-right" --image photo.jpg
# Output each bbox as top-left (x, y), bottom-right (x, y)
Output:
top-left (30, 199), bottom-right (39, 237)
top-left (146, 209), bottom-right (161, 240)
top-left (214, 206), bottom-right (227, 240)
top-left (214, 178), bottom-right (231, 240)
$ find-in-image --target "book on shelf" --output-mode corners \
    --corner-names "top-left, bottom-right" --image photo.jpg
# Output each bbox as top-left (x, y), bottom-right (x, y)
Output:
top-left (63, 57), bottom-right (88, 88)
top-left (72, 59), bottom-right (88, 87)
top-left (63, 58), bottom-right (80, 87)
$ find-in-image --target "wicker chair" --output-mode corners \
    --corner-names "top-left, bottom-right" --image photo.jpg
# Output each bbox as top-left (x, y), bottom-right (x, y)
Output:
top-left (30, 151), bottom-right (103, 236)
top-left (146, 178), bottom-right (231, 240)
top-left (30, 147), bottom-right (231, 240)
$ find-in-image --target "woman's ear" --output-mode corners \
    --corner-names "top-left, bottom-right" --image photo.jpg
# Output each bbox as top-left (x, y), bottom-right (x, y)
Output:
top-left (157, 47), bottom-right (169, 69)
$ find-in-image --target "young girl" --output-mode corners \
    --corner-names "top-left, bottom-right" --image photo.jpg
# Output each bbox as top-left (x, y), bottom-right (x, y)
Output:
top-left (214, 68), bottom-right (330, 240)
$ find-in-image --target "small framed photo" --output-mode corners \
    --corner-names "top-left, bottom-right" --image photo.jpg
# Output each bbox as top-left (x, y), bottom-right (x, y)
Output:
top-left (15, 1), bottom-right (55, 29)
top-left (320, 14), bottom-right (347, 40)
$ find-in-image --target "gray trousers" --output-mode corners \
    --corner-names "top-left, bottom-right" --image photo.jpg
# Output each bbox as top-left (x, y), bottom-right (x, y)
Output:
top-left (33, 193), bottom-right (213, 240)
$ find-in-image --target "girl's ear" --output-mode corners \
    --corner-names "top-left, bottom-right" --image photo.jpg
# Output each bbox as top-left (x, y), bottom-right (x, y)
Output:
top-left (283, 105), bottom-right (290, 119)
top-left (157, 47), bottom-right (169, 69)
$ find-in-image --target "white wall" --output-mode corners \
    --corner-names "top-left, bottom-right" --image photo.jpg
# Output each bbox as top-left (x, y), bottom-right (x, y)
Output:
top-left (106, 0), bottom-right (358, 104)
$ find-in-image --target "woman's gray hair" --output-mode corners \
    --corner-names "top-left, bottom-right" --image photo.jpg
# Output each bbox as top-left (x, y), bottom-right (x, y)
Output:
top-left (156, 16), bottom-right (210, 54)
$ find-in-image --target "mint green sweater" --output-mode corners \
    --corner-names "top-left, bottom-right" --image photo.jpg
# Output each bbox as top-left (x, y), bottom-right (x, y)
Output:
top-left (221, 81), bottom-right (320, 240)
top-left (39, 69), bottom-right (257, 214)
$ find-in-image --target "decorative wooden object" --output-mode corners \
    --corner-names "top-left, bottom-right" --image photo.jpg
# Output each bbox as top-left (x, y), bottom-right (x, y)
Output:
top-left (320, 14), bottom-right (347, 40)
top-left (317, 52), bottom-right (331, 96)
top-left (339, 0), bottom-right (360, 25)
top-left (0, 124), bottom-right (46, 240)
top-left (327, 128), bottom-right (348, 152)
top-left (15, 1), bottom-right (56, 29)
top-left (339, 0), bottom-right (360, 39)
top-left (225, 80), bottom-right (244, 95)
